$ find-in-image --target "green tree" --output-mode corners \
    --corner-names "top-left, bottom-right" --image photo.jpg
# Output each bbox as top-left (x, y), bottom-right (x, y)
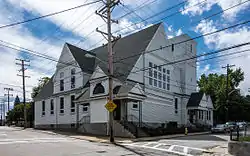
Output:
top-left (31, 77), bottom-right (50, 99)
top-left (198, 68), bottom-right (245, 123)
top-left (6, 103), bottom-right (32, 124)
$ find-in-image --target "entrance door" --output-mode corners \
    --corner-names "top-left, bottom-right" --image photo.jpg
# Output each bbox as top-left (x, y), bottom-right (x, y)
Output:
top-left (113, 100), bottom-right (121, 120)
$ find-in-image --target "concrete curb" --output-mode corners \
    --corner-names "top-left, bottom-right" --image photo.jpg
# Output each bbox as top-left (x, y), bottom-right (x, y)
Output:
top-left (131, 131), bottom-right (211, 142)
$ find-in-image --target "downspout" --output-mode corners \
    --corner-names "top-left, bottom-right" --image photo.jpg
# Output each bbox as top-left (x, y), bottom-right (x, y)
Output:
top-left (55, 97), bottom-right (58, 129)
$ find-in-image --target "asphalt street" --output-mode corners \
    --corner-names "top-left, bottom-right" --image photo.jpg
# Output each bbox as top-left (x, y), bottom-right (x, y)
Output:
top-left (0, 126), bottom-right (137, 156)
top-left (122, 134), bottom-right (231, 156)
top-left (1, 126), bottom-right (248, 156)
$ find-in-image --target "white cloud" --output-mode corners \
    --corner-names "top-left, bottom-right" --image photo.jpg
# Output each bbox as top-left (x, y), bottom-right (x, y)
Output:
top-left (182, 0), bottom-right (250, 20)
top-left (0, 0), bottom-right (158, 101)
top-left (195, 19), bottom-right (250, 94)
top-left (176, 29), bottom-right (183, 36)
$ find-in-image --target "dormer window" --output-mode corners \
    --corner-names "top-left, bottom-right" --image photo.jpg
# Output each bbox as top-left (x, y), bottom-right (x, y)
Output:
top-left (93, 83), bottom-right (105, 95)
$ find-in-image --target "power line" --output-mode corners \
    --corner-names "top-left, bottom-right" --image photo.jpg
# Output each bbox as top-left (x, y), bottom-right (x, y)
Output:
top-left (87, 0), bottom-right (205, 49)
top-left (114, 19), bottom-right (250, 62)
top-left (0, 0), bottom-right (102, 29)
top-left (0, 21), bottom-right (250, 89)
top-left (115, 42), bottom-right (250, 78)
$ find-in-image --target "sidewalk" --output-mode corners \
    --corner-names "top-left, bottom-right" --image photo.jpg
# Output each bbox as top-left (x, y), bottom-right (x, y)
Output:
top-left (18, 127), bottom-right (210, 143)
top-left (202, 145), bottom-right (232, 156)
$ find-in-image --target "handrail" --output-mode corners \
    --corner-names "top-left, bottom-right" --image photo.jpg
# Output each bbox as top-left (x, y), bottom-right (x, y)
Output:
top-left (79, 115), bottom-right (90, 124)
top-left (123, 114), bottom-right (152, 129)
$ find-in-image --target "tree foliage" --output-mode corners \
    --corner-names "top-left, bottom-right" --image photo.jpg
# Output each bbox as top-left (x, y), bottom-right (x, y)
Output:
top-left (6, 103), bottom-right (32, 122)
top-left (31, 77), bottom-right (50, 99)
top-left (197, 68), bottom-right (249, 123)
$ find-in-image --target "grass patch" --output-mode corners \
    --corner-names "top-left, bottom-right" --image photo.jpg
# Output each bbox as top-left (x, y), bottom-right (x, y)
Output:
top-left (239, 136), bottom-right (250, 142)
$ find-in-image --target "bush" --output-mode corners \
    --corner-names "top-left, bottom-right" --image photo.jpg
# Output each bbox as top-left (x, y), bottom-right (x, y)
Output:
top-left (239, 136), bottom-right (250, 142)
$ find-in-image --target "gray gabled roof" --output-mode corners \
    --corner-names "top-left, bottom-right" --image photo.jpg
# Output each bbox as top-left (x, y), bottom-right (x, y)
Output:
top-left (187, 92), bottom-right (204, 107)
top-left (33, 76), bottom-right (54, 101)
top-left (35, 23), bottom-right (161, 101)
top-left (66, 43), bottom-right (96, 74)
top-left (90, 23), bottom-right (161, 81)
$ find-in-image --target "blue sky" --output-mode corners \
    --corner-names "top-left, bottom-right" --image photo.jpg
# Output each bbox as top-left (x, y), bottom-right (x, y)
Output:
top-left (0, 0), bottom-right (250, 112)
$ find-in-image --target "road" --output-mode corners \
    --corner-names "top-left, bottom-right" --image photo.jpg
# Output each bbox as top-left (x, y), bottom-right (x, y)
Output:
top-left (1, 126), bottom-right (248, 156)
top-left (0, 126), bottom-right (137, 156)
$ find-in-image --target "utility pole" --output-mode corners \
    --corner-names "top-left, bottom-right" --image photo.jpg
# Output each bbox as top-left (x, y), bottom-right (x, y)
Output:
top-left (96, 0), bottom-right (120, 143)
top-left (4, 88), bottom-right (13, 111)
top-left (16, 59), bottom-right (30, 128)
top-left (222, 64), bottom-right (235, 122)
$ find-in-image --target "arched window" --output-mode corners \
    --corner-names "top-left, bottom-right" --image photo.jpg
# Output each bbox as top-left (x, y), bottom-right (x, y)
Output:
top-left (93, 83), bottom-right (105, 94)
top-left (113, 85), bottom-right (121, 94)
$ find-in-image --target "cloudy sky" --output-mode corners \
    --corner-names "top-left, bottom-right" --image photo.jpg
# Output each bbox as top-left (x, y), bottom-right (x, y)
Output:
top-left (0, 0), bottom-right (250, 112)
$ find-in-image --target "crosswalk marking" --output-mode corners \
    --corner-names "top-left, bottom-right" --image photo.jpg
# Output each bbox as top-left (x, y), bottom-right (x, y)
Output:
top-left (122, 142), bottom-right (210, 156)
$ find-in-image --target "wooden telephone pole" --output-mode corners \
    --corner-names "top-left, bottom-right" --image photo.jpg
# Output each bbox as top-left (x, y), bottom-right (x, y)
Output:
top-left (16, 59), bottom-right (30, 128)
top-left (96, 0), bottom-right (120, 142)
top-left (4, 88), bottom-right (13, 112)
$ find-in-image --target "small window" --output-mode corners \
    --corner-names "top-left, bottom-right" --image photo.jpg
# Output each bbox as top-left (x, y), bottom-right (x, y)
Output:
top-left (149, 62), bottom-right (153, 67)
top-left (163, 82), bottom-right (166, 89)
top-left (71, 68), bottom-right (76, 75)
top-left (60, 72), bottom-right (64, 78)
top-left (93, 83), bottom-right (105, 94)
top-left (149, 69), bottom-right (153, 77)
top-left (154, 79), bottom-right (157, 87)
top-left (175, 98), bottom-right (178, 114)
top-left (167, 70), bottom-right (170, 74)
top-left (163, 68), bottom-right (166, 73)
top-left (171, 44), bottom-right (174, 51)
top-left (60, 79), bottom-right (64, 91)
top-left (60, 97), bottom-right (64, 114)
top-left (154, 71), bottom-right (157, 78)
top-left (50, 99), bottom-right (54, 115)
top-left (190, 44), bottom-right (192, 52)
top-left (71, 95), bottom-right (75, 113)
top-left (158, 81), bottom-right (162, 88)
top-left (163, 74), bottom-right (166, 82)
top-left (132, 103), bottom-right (138, 109)
top-left (158, 66), bottom-right (161, 71)
top-left (167, 76), bottom-right (170, 83)
top-left (208, 111), bottom-right (211, 120)
top-left (167, 84), bottom-right (170, 90)
top-left (42, 101), bottom-right (45, 116)
top-left (83, 106), bottom-right (88, 112)
top-left (149, 78), bottom-right (152, 85)
top-left (71, 76), bottom-right (75, 89)
top-left (158, 73), bottom-right (162, 80)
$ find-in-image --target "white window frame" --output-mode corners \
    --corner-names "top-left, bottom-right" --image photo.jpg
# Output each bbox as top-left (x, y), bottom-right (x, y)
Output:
top-left (42, 100), bottom-right (45, 116)
top-left (50, 99), bottom-right (54, 115)
top-left (70, 95), bottom-right (75, 114)
top-left (148, 62), bottom-right (171, 91)
top-left (59, 97), bottom-right (64, 115)
top-left (132, 102), bottom-right (139, 110)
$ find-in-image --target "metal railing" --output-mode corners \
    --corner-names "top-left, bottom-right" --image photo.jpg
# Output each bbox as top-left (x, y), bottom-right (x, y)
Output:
top-left (79, 115), bottom-right (90, 125)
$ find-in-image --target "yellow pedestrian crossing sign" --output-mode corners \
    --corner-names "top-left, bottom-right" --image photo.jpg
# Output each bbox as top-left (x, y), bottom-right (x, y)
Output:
top-left (105, 100), bottom-right (117, 112)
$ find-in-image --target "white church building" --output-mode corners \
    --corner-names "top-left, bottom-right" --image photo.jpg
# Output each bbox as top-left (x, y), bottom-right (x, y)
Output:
top-left (34, 23), bottom-right (213, 137)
